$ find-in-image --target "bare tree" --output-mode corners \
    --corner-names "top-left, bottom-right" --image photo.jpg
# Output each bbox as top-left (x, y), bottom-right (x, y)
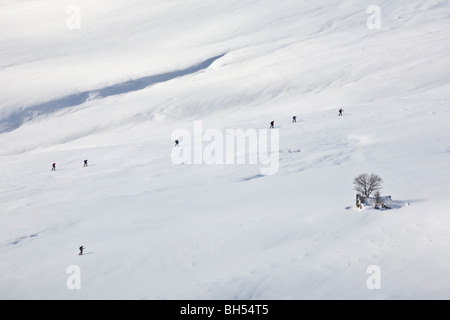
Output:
top-left (353, 173), bottom-right (383, 197)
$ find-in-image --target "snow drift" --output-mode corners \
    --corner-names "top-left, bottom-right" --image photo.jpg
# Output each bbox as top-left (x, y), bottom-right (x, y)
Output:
top-left (0, 0), bottom-right (449, 299)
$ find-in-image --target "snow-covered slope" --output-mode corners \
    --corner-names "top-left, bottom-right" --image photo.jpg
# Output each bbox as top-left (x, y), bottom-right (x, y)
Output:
top-left (0, 0), bottom-right (449, 299)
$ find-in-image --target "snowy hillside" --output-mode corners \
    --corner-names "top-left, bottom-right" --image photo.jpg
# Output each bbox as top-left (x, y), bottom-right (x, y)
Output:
top-left (0, 0), bottom-right (449, 300)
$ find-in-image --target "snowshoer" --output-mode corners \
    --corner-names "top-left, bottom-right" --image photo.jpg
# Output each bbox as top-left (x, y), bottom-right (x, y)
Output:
top-left (292, 116), bottom-right (297, 123)
top-left (270, 121), bottom-right (274, 129)
top-left (79, 246), bottom-right (84, 255)
top-left (83, 160), bottom-right (88, 167)
top-left (175, 139), bottom-right (179, 147)
top-left (51, 163), bottom-right (56, 171)
top-left (338, 108), bottom-right (343, 116)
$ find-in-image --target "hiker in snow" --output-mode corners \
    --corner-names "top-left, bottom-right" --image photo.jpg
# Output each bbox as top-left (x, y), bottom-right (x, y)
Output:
top-left (79, 246), bottom-right (84, 255)
top-left (292, 116), bottom-right (297, 123)
top-left (51, 163), bottom-right (56, 171)
top-left (270, 120), bottom-right (274, 129)
top-left (174, 139), bottom-right (179, 147)
top-left (338, 108), bottom-right (343, 116)
top-left (83, 160), bottom-right (88, 167)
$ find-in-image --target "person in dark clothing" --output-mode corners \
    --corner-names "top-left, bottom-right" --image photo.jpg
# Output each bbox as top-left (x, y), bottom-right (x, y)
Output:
top-left (51, 163), bottom-right (56, 171)
top-left (292, 116), bottom-right (297, 123)
top-left (338, 108), bottom-right (343, 116)
top-left (83, 160), bottom-right (88, 167)
top-left (175, 140), bottom-right (179, 147)
top-left (79, 246), bottom-right (84, 255)
top-left (270, 121), bottom-right (274, 129)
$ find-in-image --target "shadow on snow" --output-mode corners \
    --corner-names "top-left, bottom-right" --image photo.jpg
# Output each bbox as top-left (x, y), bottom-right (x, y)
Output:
top-left (0, 54), bottom-right (226, 133)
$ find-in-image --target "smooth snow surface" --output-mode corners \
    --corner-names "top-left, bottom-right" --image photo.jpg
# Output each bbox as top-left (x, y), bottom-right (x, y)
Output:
top-left (1, 0), bottom-right (449, 299)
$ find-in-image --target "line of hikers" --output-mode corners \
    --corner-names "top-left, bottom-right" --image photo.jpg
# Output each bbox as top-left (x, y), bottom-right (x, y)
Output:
top-left (173, 109), bottom-right (344, 146)
top-left (268, 108), bottom-right (343, 129)
top-left (51, 111), bottom-right (345, 157)
top-left (51, 159), bottom-right (88, 171)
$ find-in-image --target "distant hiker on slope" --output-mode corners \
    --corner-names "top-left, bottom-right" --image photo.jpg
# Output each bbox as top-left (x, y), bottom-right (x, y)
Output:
top-left (338, 108), bottom-right (343, 116)
top-left (174, 139), bottom-right (179, 147)
top-left (79, 246), bottom-right (84, 255)
top-left (292, 116), bottom-right (297, 123)
top-left (83, 160), bottom-right (88, 167)
top-left (270, 120), bottom-right (274, 129)
top-left (51, 163), bottom-right (56, 171)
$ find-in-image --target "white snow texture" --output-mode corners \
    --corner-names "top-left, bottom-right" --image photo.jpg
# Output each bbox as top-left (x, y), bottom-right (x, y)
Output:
top-left (0, 0), bottom-right (449, 299)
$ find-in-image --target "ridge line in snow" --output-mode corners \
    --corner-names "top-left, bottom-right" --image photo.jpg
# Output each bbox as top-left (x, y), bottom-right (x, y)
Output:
top-left (0, 53), bottom-right (226, 133)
